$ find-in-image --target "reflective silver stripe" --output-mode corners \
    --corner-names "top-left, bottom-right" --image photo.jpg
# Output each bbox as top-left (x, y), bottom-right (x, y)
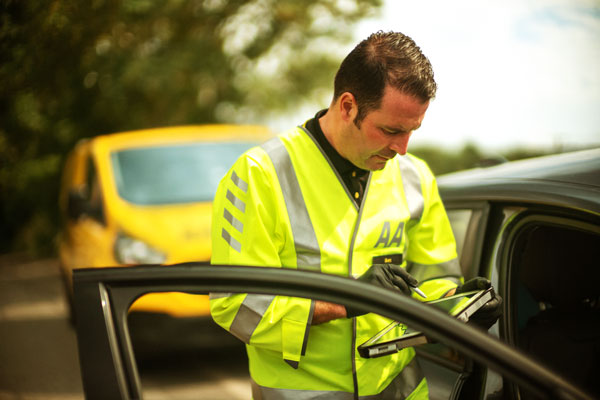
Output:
top-left (222, 170), bottom-right (247, 251)
top-left (251, 378), bottom-right (355, 400)
top-left (224, 208), bottom-right (243, 233)
top-left (221, 228), bottom-right (241, 252)
top-left (359, 355), bottom-right (425, 399)
top-left (407, 258), bottom-right (462, 282)
top-left (229, 294), bottom-right (275, 343)
top-left (397, 156), bottom-right (424, 221)
top-left (226, 189), bottom-right (246, 212)
top-left (261, 138), bottom-right (321, 271)
top-left (209, 292), bottom-right (233, 300)
top-left (231, 170), bottom-right (248, 192)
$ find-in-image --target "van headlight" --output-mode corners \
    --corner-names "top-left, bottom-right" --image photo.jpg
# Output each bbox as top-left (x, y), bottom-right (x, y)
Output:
top-left (114, 233), bottom-right (166, 264)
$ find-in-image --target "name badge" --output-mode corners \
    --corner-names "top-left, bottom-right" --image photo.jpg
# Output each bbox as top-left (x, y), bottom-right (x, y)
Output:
top-left (372, 254), bottom-right (403, 265)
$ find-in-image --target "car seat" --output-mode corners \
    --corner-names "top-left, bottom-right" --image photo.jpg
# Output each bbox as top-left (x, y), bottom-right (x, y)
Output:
top-left (516, 224), bottom-right (600, 397)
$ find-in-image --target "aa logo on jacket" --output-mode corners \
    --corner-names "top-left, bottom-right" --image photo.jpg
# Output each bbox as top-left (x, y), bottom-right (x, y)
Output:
top-left (374, 221), bottom-right (404, 248)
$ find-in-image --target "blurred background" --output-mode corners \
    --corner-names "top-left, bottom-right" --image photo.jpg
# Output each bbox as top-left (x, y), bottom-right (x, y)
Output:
top-left (0, 1), bottom-right (598, 398)
top-left (1, 0), bottom-right (598, 261)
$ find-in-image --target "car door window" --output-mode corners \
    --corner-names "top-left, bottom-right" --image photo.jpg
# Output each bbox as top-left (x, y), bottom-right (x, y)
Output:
top-left (82, 157), bottom-right (105, 223)
top-left (445, 203), bottom-right (489, 278)
top-left (446, 209), bottom-right (471, 262)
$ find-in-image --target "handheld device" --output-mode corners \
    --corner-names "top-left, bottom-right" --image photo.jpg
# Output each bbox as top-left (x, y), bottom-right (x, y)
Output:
top-left (357, 287), bottom-right (495, 358)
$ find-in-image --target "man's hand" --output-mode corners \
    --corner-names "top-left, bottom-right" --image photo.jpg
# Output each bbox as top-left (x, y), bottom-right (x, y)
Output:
top-left (456, 277), bottom-right (503, 330)
top-left (346, 264), bottom-right (418, 318)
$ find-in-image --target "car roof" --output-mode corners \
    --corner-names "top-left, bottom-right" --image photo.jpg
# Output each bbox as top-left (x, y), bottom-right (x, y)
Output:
top-left (437, 148), bottom-right (600, 215)
top-left (80, 124), bottom-right (273, 152)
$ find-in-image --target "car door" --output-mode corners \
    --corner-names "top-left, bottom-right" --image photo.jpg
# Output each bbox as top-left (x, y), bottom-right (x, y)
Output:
top-left (426, 199), bottom-right (600, 399)
top-left (71, 264), bottom-right (593, 400)
top-left (482, 205), bottom-right (600, 399)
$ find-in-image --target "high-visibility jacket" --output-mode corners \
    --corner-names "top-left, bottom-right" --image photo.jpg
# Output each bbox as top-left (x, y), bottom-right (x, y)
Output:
top-left (210, 126), bottom-right (462, 399)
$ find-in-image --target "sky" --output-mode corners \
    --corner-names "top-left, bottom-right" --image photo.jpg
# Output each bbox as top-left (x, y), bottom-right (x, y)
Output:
top-left (274, 0), bottom-right (600, 151)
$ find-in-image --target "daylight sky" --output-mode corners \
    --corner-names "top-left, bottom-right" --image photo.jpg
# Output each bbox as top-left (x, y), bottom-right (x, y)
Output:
top-left (271, 0), bottom-right (600, 152)
top-left (352, 0), bottom-right (600, 151)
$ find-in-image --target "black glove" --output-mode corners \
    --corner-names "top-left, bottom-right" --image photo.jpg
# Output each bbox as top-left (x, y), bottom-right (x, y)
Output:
top-left (346, 264), bottom-right (418, 318)
top-left (456, 277), bottom-right (503, 330)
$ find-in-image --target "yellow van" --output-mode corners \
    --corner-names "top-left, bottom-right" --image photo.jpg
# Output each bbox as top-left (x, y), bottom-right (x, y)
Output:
top-left (58, 125), bottom-right (272, 318)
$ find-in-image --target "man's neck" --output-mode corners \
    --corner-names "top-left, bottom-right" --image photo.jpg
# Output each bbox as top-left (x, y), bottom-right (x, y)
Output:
top-left (317, 108), bottom-right (341, 159)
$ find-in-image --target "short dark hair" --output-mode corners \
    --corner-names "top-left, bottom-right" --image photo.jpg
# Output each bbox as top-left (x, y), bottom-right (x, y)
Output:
top-left (333, 31), bottom-right (437, 126)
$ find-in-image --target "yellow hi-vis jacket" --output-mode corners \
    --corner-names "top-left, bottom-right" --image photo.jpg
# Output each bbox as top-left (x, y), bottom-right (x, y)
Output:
top-left (210, 126), bottom-right (462, 399)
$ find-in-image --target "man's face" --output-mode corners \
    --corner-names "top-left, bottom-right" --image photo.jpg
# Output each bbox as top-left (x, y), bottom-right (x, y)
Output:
top-left (339, 87), bottom-right (429, 171)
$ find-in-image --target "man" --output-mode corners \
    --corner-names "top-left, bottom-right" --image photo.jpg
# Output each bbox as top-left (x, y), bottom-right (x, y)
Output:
top-left (210, 31), bottom-right (499, 399)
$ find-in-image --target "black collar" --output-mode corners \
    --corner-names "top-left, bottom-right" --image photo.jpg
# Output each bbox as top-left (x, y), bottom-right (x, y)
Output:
top-left (304, 109), bottom-right (369, 178)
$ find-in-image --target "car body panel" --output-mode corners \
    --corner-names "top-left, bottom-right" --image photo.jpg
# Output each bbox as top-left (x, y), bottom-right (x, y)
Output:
top-left (58, 125), bottom-right (272, 317)
top-left (438, 148), bottom-right (600, 215)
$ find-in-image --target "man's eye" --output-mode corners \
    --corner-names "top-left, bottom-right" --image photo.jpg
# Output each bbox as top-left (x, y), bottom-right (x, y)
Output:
top-left (383, 128), bottom-right (406, 135)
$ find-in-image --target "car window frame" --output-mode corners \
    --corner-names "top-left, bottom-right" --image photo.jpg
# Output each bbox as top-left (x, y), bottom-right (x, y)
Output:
top-left (83, 156), bottom-right (106, 224)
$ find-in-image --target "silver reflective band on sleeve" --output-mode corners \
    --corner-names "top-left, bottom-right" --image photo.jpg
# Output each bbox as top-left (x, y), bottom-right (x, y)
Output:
top-left (359, 355), bottom-right (425, 399)
top-left (407, 258), bottom-right (462, 282)
top-left (222, 228), bottom-right (241, 253)
top-left (209, 292), bottom-right (233, 299)
top-left (224, 208), bottom-right (243, 233)
top-left (261, 138), bottom-right (321, 271)
top-left (231, 170), bottom-right (249, 192)
top-left (226, 189), bottom-right (246, 213)
top-left (397, 156), bottom-right (424, 221)
top-left (229, 294), bottom-right (275, 344)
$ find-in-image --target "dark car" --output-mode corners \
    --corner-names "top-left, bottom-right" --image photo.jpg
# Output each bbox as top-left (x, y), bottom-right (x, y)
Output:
top-left (72, 148), bottom-right (600, 400)
top-left (433, 147), bottom-right (600, 399)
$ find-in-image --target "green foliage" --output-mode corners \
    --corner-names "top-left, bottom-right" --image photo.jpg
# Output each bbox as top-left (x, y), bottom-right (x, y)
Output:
top-left (410, 143), bottom-right (486, 176)
top-left (0, 0), bottom-right (382, 255)
top-left (0, 0), bottom-right (574, 256)
top-left (410, 143), bottom-right (573, 176)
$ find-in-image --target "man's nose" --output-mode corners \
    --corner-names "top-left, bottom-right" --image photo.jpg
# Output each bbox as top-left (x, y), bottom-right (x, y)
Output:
top-left (389, 133), bottom-right (411, 156)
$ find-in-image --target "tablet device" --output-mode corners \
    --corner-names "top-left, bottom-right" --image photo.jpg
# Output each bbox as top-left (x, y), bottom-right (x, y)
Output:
top-left (357, 287), bottom-right (495, 358)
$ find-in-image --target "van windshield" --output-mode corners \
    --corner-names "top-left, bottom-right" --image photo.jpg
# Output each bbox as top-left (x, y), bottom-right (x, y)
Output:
top-left (111, 142), bottom-right (257, 205)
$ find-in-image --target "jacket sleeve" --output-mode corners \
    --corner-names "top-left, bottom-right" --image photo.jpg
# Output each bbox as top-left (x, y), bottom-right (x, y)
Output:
top-left (404, 155), bottom-right (464, 300)
top-left (209, 147), bottom-right (314, 368)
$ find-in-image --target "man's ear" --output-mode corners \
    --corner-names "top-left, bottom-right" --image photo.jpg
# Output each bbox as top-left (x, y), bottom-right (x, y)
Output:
top-left (338, 92), bottom-right (358, 123)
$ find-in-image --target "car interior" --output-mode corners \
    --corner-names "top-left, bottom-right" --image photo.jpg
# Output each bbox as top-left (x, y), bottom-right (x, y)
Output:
top-left (512, 221), bottom-right (600, 397)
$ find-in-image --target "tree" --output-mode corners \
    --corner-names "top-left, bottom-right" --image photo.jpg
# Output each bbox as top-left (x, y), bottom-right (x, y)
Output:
top-left (0, 0), bottom-right (382, 254)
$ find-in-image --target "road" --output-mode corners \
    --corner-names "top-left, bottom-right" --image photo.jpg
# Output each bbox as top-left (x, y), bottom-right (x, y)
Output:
top-left (0, 254), bottom-right (251, 400)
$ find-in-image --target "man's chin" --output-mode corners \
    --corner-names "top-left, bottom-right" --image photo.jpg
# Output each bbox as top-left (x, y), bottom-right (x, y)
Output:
top-left (365, 160), bottom-right (387, 171)
top-left (365, 156), bottom-right (391, 171)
